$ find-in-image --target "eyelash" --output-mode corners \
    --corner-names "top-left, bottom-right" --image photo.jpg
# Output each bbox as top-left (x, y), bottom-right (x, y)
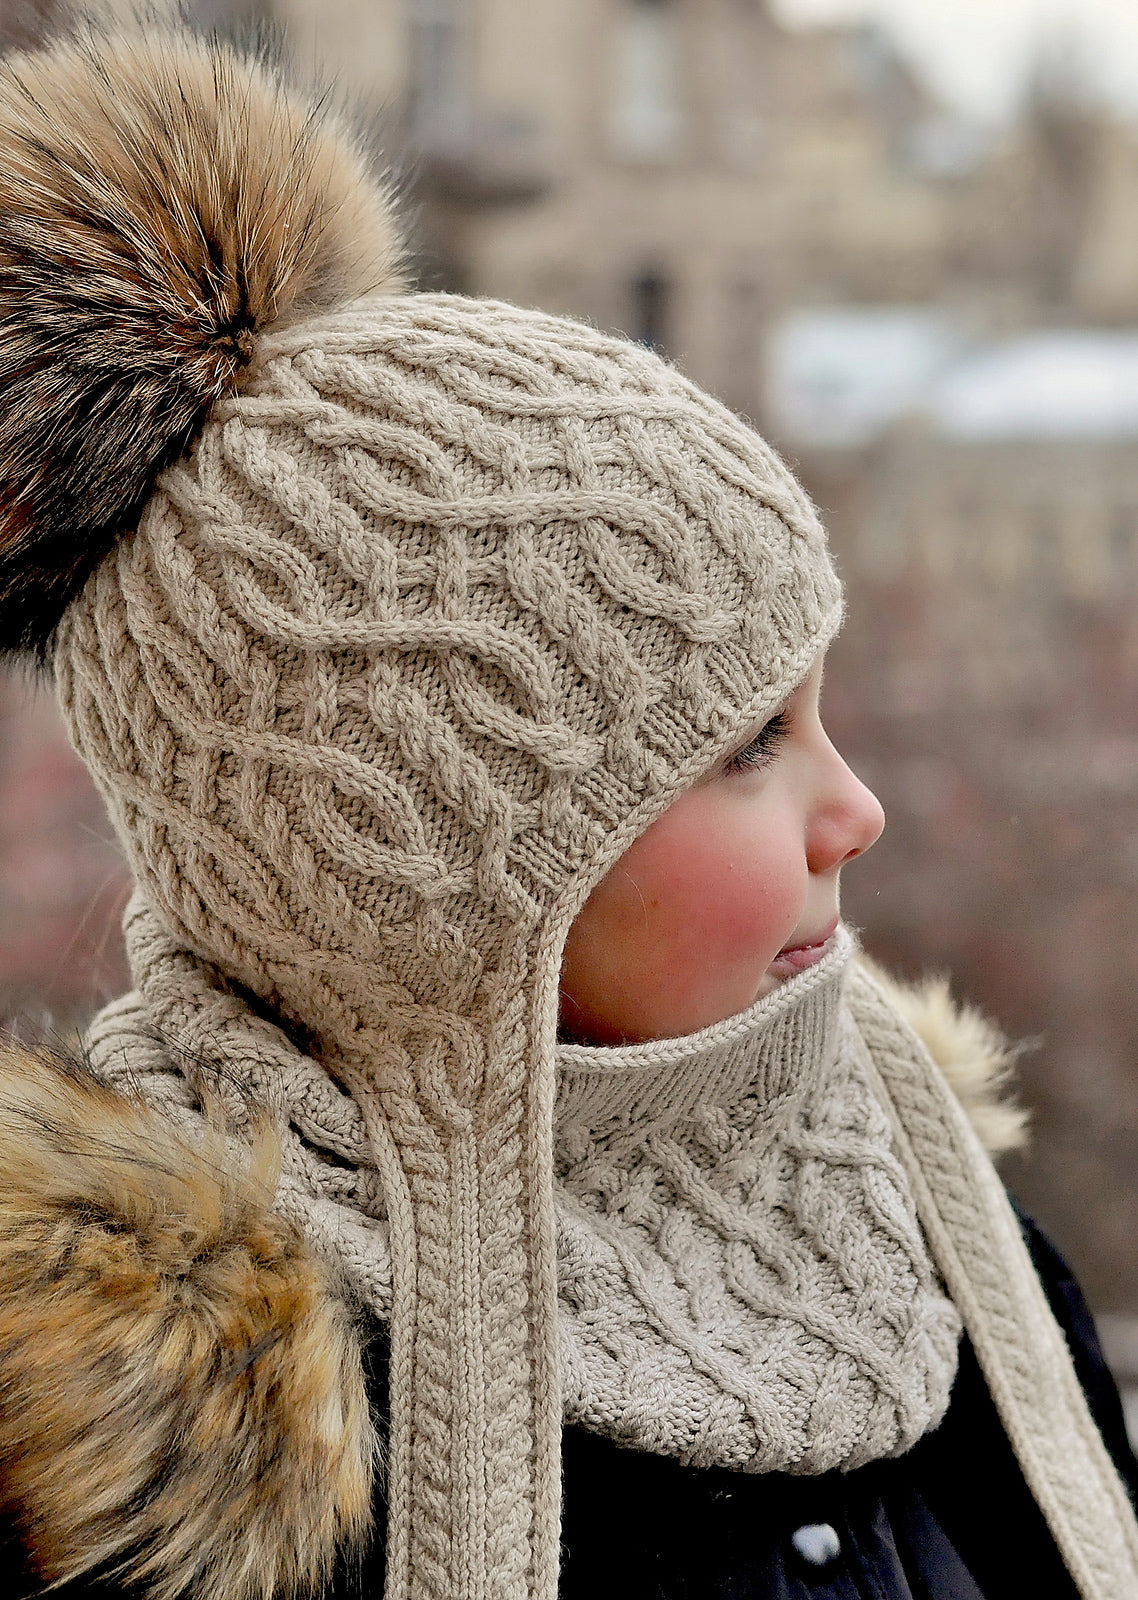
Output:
top-left (725, 710), bottom-right (791, 774)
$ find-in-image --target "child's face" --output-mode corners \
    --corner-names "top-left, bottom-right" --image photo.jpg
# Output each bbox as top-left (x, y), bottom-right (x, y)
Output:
top-left (559, 653), bottom-right (884, 1045)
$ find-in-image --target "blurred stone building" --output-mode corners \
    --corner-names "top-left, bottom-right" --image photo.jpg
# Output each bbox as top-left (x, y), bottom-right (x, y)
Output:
top-left (5, 0), bottom-right (1138, 1315)
top-left (274, 0), bottom-right (978, 417)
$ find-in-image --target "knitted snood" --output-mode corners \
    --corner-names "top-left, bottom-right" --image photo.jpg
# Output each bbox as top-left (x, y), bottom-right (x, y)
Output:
top-left (88, 916), bottom-right (961, 1477)
top-left (555, 928), bottom-right (961, 1472)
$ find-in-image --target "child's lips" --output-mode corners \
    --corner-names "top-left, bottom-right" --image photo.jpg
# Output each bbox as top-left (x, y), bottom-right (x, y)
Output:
top-left (768, 919), bottom-right (839, 978)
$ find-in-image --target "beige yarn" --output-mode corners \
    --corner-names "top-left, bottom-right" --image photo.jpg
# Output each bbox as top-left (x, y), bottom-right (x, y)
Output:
top-left (554, 926), bottom-right (962, 1472)
top-left (83, 898), bottom-right (1138, 1598)
top-left (88, 917), bottom-right (962, 1480)
top-left (58, 291), bottom-right (1138, 1599)
top-left (59, 293), bottom-right (842, 1600)
top-left (86, 895), bottom-right (398, 1314)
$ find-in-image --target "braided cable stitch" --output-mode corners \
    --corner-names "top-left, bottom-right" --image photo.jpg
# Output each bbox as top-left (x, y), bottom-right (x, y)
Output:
top-left (63, 299), bottom-right (839, 1015)
top-left (553, 932), bottom-right (961, 1474)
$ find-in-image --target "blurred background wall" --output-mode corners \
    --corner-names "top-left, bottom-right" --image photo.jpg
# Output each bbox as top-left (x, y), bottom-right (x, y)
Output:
top-left (4, 0), bottom-right (1138, 1382)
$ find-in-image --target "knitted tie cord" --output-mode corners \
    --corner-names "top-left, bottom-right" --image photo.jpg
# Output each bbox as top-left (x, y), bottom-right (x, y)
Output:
top-left (849, 964), bottom-right (1138, 1598)
top-left (59, 293), bottom-right (843, 1600)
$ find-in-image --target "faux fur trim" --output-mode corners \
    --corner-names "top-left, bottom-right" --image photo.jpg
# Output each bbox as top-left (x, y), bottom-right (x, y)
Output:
top-left (0, 1045), bottom-right (374, 1599)
top-left (0, 23), bottom-right (406, 658)
top-left (860, 957), bottom-right (1030, 1158)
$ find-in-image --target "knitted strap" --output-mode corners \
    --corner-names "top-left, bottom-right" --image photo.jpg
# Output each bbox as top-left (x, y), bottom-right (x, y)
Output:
top-left (848, 965), bottom-right (1138, 1600)
top-left (339, 934), bottom-right (562, 1600)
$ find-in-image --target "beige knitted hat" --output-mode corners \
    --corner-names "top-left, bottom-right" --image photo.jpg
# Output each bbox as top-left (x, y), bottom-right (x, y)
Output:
top-left (0, 25), bottom-right (842, 1600)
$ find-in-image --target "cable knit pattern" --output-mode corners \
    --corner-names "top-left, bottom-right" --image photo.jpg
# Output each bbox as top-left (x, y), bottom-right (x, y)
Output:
top-left (554, 931), bottom-right (961, 1472)
top-left (87, 921), bottom-right (1138, 1600)
top-left (88, 919), bottom-right (960, 1481)
top-left (58, 289), bottom-right (1138, 1600)
top-left (59, 296), bottom-right (838, 1033)
top-left (86, 896), bottom-right (396, 1314)
top-left (58, 293), bottom-right (842, 1600)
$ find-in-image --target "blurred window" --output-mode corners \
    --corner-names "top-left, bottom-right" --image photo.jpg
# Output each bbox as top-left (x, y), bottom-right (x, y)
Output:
top-left (609, 0), bottom-right (684, 160)
top-left (630, 270), bottom-right (670, 353)
top-left (407, 0), bottom-right (468, 147)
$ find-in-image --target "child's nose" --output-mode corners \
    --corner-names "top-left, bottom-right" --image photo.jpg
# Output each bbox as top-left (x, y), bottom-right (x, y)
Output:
top-left (807, 757), bottom-right (885, 875)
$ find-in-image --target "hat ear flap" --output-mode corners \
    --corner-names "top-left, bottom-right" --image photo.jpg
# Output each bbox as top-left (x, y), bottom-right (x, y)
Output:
top-left (0, 25), bottom-right (406, 660)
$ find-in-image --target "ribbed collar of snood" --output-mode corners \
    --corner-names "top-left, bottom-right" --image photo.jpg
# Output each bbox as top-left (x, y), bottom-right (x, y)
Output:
top-left (555, 924), bottom-right (852, 1138)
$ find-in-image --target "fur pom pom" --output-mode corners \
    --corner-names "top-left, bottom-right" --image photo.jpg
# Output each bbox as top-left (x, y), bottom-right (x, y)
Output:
top-left (0, 1044), bottom-right (376, 1599)
top-left (0, 25), bottom-right (406, 658)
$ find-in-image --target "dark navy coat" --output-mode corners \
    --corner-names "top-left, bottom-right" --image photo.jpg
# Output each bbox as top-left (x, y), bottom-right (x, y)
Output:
top-left (350, 1213), bottom-right (1137, 1600)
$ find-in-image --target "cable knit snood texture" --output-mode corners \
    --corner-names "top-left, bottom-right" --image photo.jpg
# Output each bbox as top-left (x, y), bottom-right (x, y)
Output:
top-left (555, 930), bottom-right (962, 1474)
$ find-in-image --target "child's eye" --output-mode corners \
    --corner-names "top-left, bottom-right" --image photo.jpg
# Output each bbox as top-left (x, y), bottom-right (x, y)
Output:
top-left (725, 710), bottom-right (791, 774)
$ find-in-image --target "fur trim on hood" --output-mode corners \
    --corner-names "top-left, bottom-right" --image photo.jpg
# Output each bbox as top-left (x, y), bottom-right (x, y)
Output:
top-left (0, 1047), bottom-right (374, 1600)
top-left (0, 973), bottom-right (1021, 1597)
top-left (863, 956), bottom-right (1029, 1159)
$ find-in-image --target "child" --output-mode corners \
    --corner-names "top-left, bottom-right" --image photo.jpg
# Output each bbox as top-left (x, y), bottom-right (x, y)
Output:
top-left (0, 23), bottom-right (1134, 1600)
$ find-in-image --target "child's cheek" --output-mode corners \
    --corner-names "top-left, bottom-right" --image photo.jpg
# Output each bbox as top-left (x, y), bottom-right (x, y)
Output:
top-left (634, 808), bottom-right (801, 994)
